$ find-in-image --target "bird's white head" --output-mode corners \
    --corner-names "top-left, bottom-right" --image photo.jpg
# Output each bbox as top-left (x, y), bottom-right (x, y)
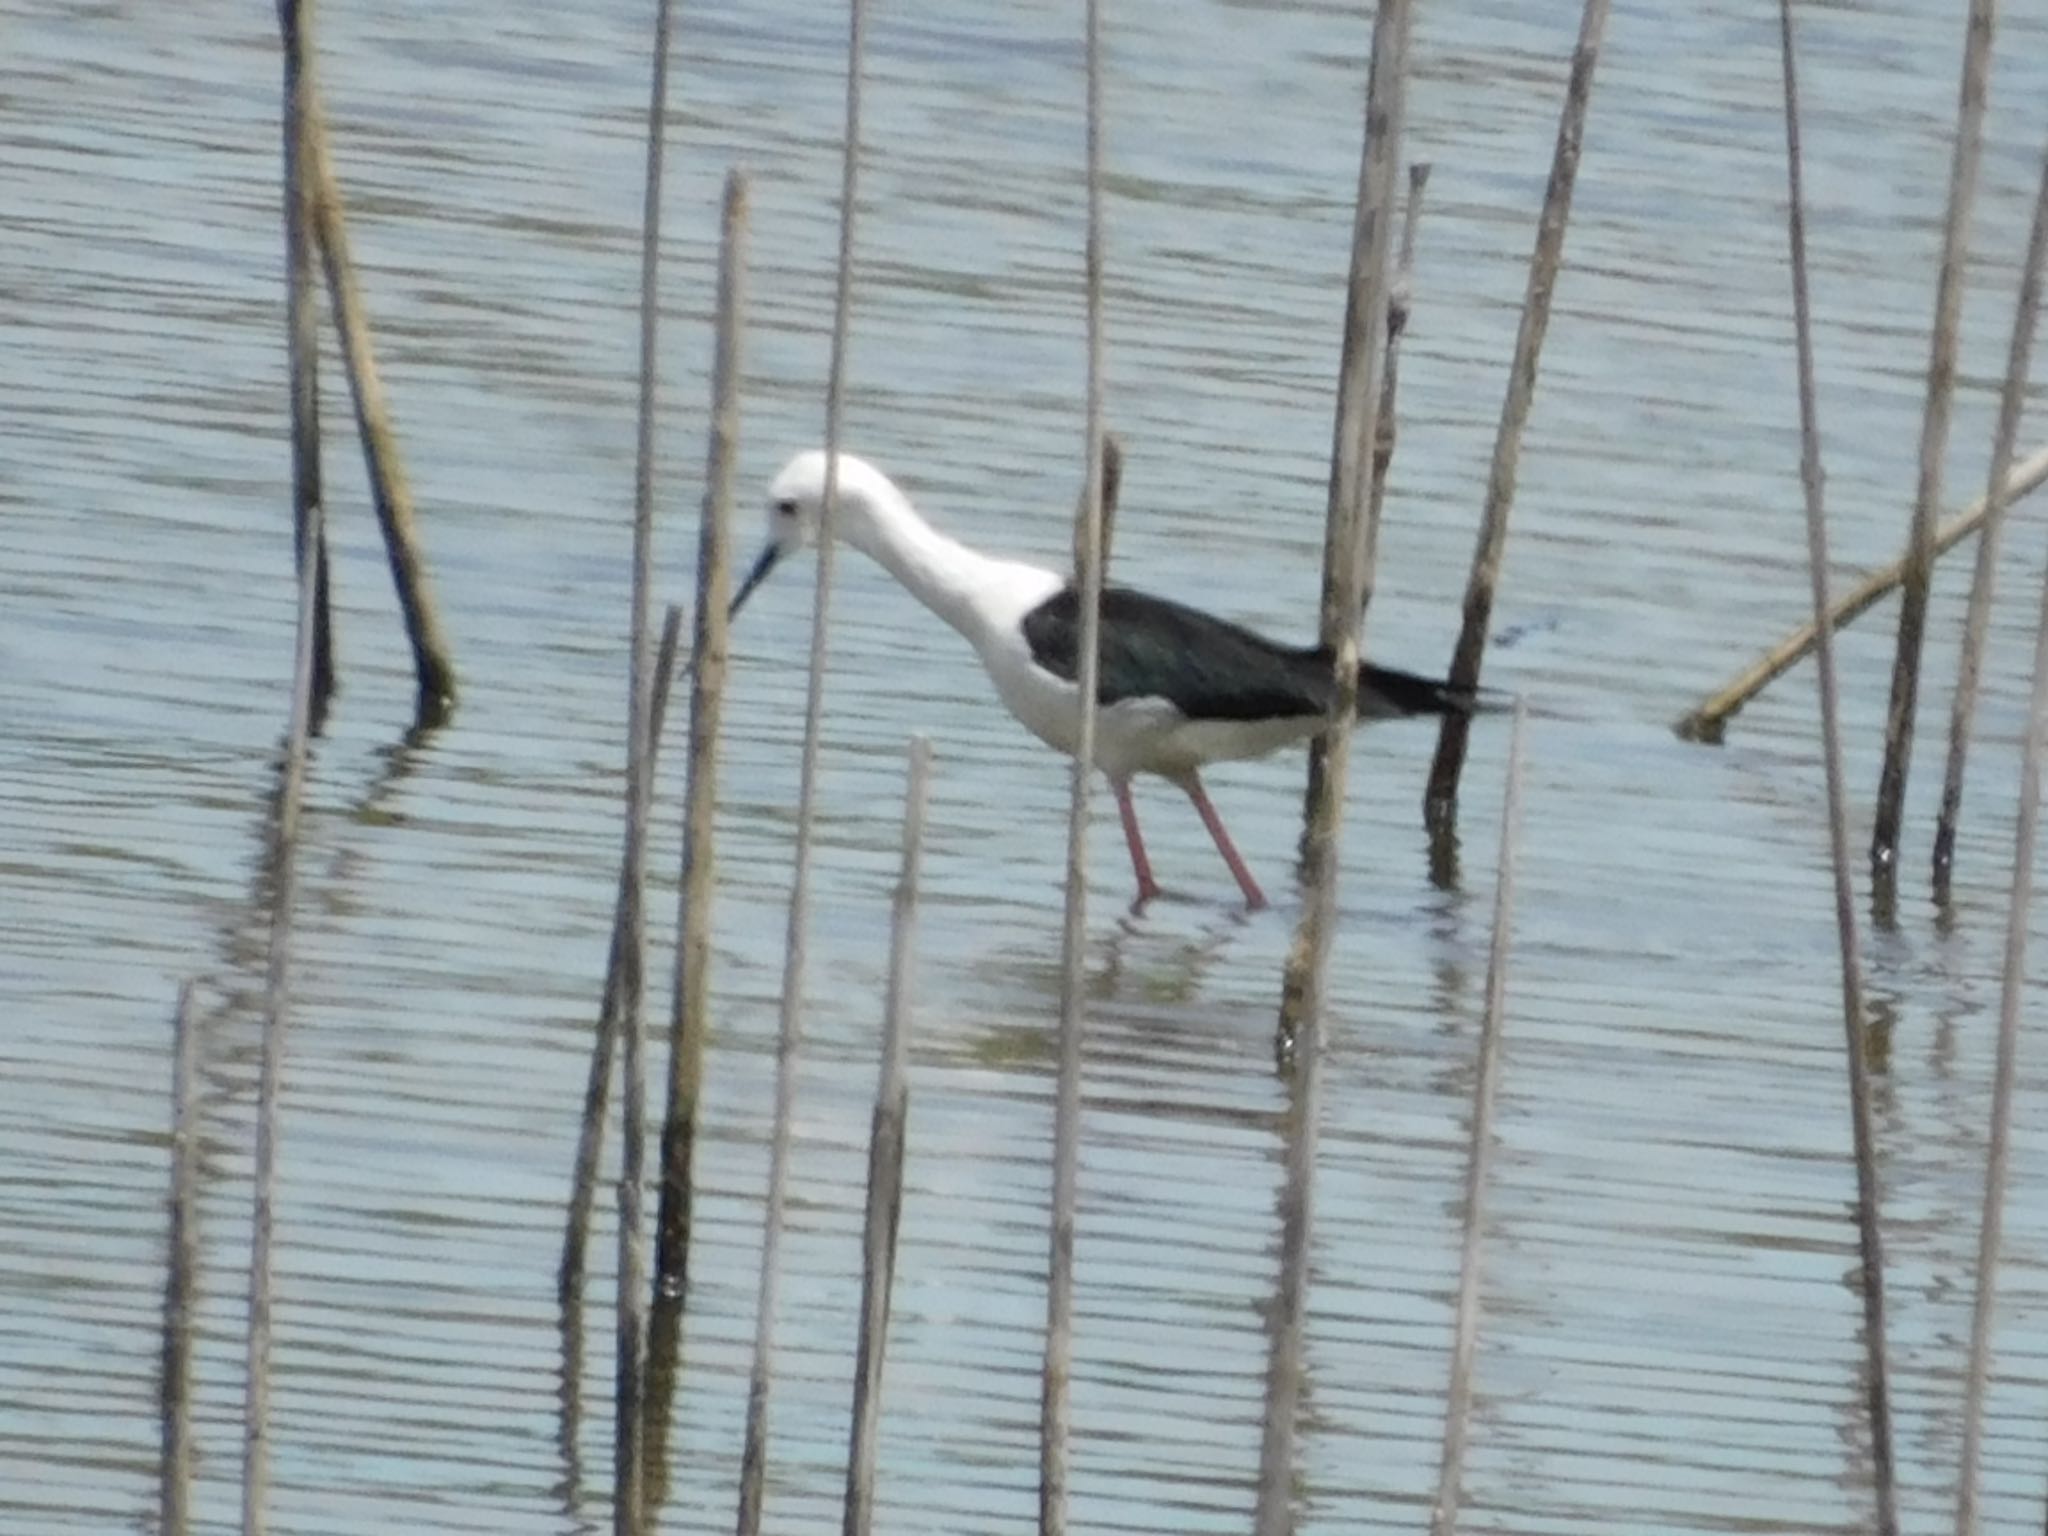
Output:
top-left (731, 450), bottom-right (893, 617)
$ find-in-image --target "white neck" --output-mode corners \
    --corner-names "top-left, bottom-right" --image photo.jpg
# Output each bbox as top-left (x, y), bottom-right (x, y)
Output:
top-left (835, 473), bottom-right (1011, 644)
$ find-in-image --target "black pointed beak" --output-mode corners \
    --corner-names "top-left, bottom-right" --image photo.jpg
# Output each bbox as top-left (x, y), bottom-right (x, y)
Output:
top-left (730, 544), bottom-right (781, 619)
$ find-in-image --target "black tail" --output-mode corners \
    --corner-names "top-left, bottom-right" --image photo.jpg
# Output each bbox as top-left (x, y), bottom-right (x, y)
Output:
top-left (1358, 663), bottom-right (1501, 721)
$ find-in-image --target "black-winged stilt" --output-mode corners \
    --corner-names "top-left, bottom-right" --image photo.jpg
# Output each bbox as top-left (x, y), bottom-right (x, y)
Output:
top-left (732, 450), bottom-right (1479, 910)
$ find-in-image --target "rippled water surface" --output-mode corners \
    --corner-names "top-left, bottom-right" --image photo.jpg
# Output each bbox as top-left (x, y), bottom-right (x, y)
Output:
top-left (9, 0), bottom-right (2048, 1531)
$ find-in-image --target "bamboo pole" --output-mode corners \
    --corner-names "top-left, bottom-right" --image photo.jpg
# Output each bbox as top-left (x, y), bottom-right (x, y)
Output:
top-left (1774, 5), bottom-right (1898, 1527)
top-left (306, 113), bottom-right (459, 727)
top-left (1257, 5), bottom-right (1409, 1533)
top-left (1870, 0), bottom-right (1996, 882)
top-left (644, 169), bottom-right (749, 1509)
top-left (734, 4), bottom-right (864, 1531)
top-left (276, 0), bottom-right (332, 726)
top-left (1040, 0), bottom-right (1107, 1529)
top-left (1423, 0), bottom-right (1609, 831)
top-left (243, 7), bottom-right (325, 1527)
top-left (160, 980), bottom-right (199, 1536)
top-left (1304, 144), bottom-right (1431, 860)
top-left (1429, 703), bottom-right (1525, 1536)
top-left (561, 604), bottom-right (684, 1312)
top-left (1952, 176), bottom-right (2048, 1536)
top-left (843, 736), bottom-right (933, 1536)
top-left (610, 0), bottom-right (680, 1527)
top-left (1677, 444), bottom-right (2048, 741)
top-left (1072, 433), bottom-right (1123, 580)
top-left (1934, 147), bottom-right (2048, 891)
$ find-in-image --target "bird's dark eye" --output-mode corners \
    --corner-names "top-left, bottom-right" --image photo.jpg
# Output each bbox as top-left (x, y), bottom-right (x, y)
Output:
top-left (774, 497), bottom-right (798, 518)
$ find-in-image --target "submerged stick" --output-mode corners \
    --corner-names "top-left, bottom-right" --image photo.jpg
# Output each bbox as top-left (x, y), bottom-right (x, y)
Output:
top-left (644, 169), bottom-right (749, 1508)
top-left (1775, 5), bottom-right (1898, 1528)
top-left (611, 0), bottom-right (680, 1527)
top-left (1424, 0), bottom-right (1609, 830)
top-left (1871, 0), bottom-right (1996, 880)
top-left (1304, 160), bottom-right (1431, 850)
top-left (1934, 147), bottom-right (2048, 890)
top-left (245, 8), bottom-right (326, 1530)
top-left (734, 5), bottom-right (864, 1533)
top-left (307, 111), bottom-right (459, 726)
top-left (1258, 5), bottom-right (1409, 1534)
top-left (160, 981), bottom-right (199, 1536)
top-left (277, 0), bottom-right (332, 727)
top-left (1677, 443), bottom-right (2048, 741)
top-left (1953, 174), bottom-right (2048, 1536)
top-left (1430, 704), bottom-right (1525, 1536)
top-left (560, 604), bottom-right (683, 1311)
top-left (1040, 1), bottom-right (1106, 1530)
top-left (844, 736), bottom-right (932, 1536)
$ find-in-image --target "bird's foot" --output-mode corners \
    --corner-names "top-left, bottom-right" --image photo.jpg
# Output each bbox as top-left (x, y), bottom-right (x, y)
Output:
top-left (1129, 879), bottom-right (1163, 914)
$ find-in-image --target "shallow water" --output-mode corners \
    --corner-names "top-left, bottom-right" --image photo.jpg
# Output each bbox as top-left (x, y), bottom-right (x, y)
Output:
top-left (8, 0), bottom-right (2048, 1531)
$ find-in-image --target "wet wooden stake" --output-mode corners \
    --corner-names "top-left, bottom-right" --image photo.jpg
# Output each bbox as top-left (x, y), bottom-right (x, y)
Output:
top-left (644, 168), bottom-right (749, 1507)
top-left (734, 4), bottom-right (864, 1532)
top-left (1258, 4), bottom-right (1408, 1533)
top-left (1430, 704), bottom-right (1525, 1536)
top-left (1953, 174), bottom-right (2048, 1536)
top-left (1423, 0), bottom-right (1609, 834)
top-left (1870, 0), bottom-right (1996, 888)
top-left (1040, 1), bottom-right (1106, 1531)
top-left (244, 8), bottom-right (325, 1529)
top-left (277, 0), bottom-right (332, 726)
top-left (1677, 442), bottom-right (2048, 742)
top-left (1303, 143), bottom-right (1430, 862)
top-left (843, 736), bottom-right (933, 1536)
top-left (306, 110), bottom-right (459, 726)
top-left (561, 604), bottom-right (683, 1311)
top-left (160, 981), bottom-right (199, 1536)
top-left (610, 0), bottom-right (680, 1528)
top-left (1934, 146), bottom-right (2048, 893)
top-left (1775, 5), bottom-right (1898, 1528)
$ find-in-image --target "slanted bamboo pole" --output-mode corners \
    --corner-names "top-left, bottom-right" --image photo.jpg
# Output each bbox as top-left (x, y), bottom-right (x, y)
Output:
top-left (160, 981), bottom-right (199, 1536)
top-left (1257, 3), bottom-right (1409, 1532)
top-left (1870, 0), bottom-right (1996, 881)
top-left (644, 168), bottom-right (749, 1510)
top-left (1429, 703), bottom-right (1525, 1536)
top-left (1933, 146), bottom-right (2048, 890)
top-left (734, 4), bottom-right (864, 1531)
top-left (1365, 160), bottom-right (1432, 605)
top-left (1040, 2), bottom-right (1107, 1530)
top-left (1424, 0), bottom-right (1609, 831)
top-left (1775, 4), bottom-right (1898, 1527)
top-left (1677, 444), bottom-right (2048, 741)
top-left (244, 9), bottom-right (325, 1529)
top-left (843, 736), bottom-right (933, 1536)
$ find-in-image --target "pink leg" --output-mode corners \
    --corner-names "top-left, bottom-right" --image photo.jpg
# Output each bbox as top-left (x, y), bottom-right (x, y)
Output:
top-left (1112, 777), bottom-right (1162, 907)
top-left (1179, 772), bottom-right (1267, 910)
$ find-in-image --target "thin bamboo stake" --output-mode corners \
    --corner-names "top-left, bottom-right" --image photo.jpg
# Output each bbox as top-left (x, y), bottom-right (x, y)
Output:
top-left (1040, 1), bottom-right (1106, 1529)
top-left (276, 0), bottom-right (331, 725)
top-left (843, 735), bottom-right (933, 1536)
top-left (1424, 0), bottom-right (1609, 831)
top-left (1871, 0), bottom-right (1996, 880)
top-left (734, 4), bottom-right (864, 1531)
top-left (1072, 433), bottom-right (1123, 580)
top-left (610, 0), bottom-right (679, 1527)
top-left (306, 112), bottom-right (459, 727)
top-left (1678, 443), bottom-right (2048, 742)
top-left (1934, 146), bottom-right (2048, 891)
top-left (160, 980), bottom-right (199, 1536)
top-left (244, 7), bottom-right (325, 1528)
top-left (643, 169), bottom-right (749, 1509)
top-left (1430, 702), bottom-right (1525, 1536)
top-left (1775, 6), bottom-right (1898, 1528)
top-left (1257, 4), bottom-right (1409, 1532)
top-left (561, 603), bottom-right (684, 1312)
top-left (1953, 181), bottom-right (2048, 1536)
top-left (1304, 149), bottom-right (1430, 858)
